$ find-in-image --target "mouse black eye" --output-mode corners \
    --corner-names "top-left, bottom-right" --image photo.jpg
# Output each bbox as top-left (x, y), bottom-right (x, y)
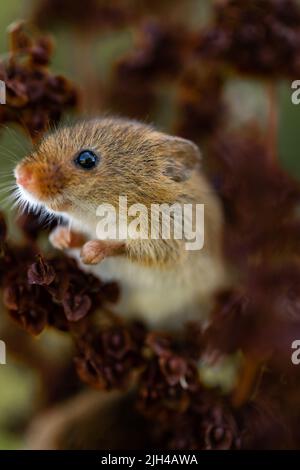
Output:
top-left (74, 150), bottom-right (99, 170)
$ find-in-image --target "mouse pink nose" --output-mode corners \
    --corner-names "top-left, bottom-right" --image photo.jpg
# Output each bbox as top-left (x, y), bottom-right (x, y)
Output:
top-left (15, 166), bottom-right (34, 189)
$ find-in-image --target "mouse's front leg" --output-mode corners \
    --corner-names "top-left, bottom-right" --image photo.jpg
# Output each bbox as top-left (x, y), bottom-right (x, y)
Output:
top-left (49, 226), bottom-right (87, 250)
top-left (80, 240), bottom-right (126, 265)
top-left (80, 239), bottom-right (180, 266)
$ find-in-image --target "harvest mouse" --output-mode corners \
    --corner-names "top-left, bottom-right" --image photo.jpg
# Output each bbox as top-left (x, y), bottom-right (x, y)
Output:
top-left (14, 118), bottom-right (226, 329)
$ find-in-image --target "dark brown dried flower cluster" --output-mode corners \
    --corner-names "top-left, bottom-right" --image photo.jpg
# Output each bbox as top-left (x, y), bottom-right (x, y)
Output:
top-left (201, 128), bottom-right (300, 416)
top-left (137, 332), bottom-right (241, 449)
top-left (107, 20), bottom-right (192, 120)
top-left (197, 0), bottom-right (300, 78)
top-left (75, 323), bottom-right (144, 389)
top-left (31, 0), bottom-right (179, 33)
top-left (106, 19), bottom-right (226, 140)
top-left (174, 63), bottom-right (226, 143)
top-left (0, 21), bottom-right (79, 139)
top-left (0, 216), bottom-right (119, 335)
top-left (32, 0), bottom-right (129, 33)
top-left (208, 129), bottom-right (300, 264)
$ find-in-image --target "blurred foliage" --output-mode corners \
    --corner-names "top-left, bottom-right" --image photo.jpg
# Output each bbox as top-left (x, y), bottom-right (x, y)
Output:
top-left (279, 81), bottom-right (300, 176)
top-left (0, 358), bottom-right (37, 449)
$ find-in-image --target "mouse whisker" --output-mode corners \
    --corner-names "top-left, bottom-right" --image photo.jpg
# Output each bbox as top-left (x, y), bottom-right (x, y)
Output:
top-left (0, 145), bottom-right (23, 164)
top-left (0, 179), bottom-right (16, 188)
top-left (11, 186), bottom-right (42, 217)
top-left (0, 184), bottom-right (16, 193)
top-left (0, 177), bottom-right (15, 183)
top-left (37, 210), bottom-right (59, 230)
top-left (1, 192), bottom-right (18, 210)
top-left (0, 173), bottom-right (14, 180)
top-left (0, 125), bottom-right (32, 155)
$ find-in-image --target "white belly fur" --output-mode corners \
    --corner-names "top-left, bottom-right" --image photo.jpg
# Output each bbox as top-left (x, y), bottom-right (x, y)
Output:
top-left (72, 249), bottom-right (225, 330)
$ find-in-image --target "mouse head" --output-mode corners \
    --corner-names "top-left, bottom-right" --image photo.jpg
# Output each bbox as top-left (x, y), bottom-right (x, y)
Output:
top-left (14, 118), bottom-right (201, 223)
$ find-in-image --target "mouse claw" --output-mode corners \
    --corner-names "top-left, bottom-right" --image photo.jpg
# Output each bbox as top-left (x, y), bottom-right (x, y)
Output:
top-left (80, 240), bottom-right (126, 265)
top-left (49, 226), bottom-right (71, 250)
top-left (49, 227), bottom-right (86, 250)
top-left (80, 240), bottom-right (107, 265)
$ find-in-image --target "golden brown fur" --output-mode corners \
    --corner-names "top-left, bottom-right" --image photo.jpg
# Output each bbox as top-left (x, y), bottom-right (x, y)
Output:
top-left (15, 117), bottom-right (226, 329)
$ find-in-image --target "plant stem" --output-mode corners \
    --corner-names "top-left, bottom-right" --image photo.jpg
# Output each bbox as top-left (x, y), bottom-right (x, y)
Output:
top-left (74, 32), bottom-right (102, 113)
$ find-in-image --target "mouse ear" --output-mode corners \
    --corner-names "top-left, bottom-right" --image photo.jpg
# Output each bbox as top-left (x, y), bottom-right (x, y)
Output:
top-left (156, 134), bottom-right (202, 182)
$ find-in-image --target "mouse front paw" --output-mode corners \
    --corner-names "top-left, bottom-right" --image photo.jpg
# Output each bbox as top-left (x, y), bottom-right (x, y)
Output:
top-left (80, 240), bottom-right (125, 265)
top-left (49, 226), bottom-right (86, 250)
